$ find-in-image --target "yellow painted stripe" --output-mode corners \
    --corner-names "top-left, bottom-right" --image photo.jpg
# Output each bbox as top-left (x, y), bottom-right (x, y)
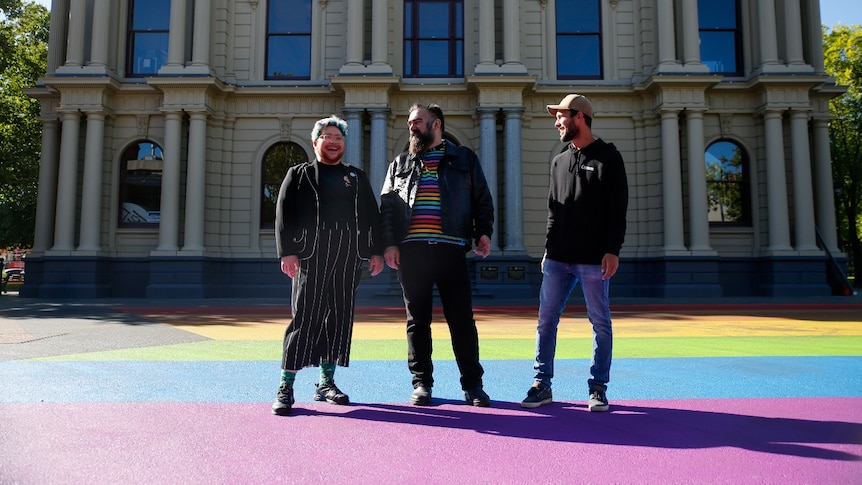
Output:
top-left (149, 311), bottom-right (862, 341)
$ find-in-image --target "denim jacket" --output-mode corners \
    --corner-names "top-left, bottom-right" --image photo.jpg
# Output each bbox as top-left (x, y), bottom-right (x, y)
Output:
top-left (379, 140), bottom-right (494, 251)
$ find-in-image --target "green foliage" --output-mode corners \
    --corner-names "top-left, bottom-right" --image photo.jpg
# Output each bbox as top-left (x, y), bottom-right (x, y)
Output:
top-left (823, 24), bottom-right (862, 282)
top-left (0, 1), bottom-right (47, 249)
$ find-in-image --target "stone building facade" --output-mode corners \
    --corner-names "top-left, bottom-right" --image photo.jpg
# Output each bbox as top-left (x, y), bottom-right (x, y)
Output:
top-left (23, 0), bottom-right (844, 299)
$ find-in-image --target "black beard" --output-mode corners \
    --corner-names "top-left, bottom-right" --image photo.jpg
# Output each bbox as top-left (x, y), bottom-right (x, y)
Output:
top-left (409, 127), bottom-right (435, 155)
top-left (561, 125), bottom-right (578, 143)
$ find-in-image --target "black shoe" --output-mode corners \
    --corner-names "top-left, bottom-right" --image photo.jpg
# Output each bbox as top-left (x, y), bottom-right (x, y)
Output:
top-left (410, 385), bottom-right (432, 406)
top-left (271, 385), bottom-right (294, 416)
top-left (314, 381), bottom-right (350, 405)
top-left (464, 387), bottom-right (491, 407)
top-left (588, 386), bottom-right (609, 412)
top-left (520, 383), bottom-right (553, 409)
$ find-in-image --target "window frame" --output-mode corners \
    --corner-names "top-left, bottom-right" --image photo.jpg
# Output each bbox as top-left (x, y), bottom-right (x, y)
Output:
top-left (697, 0), bottom-right (743, 76)
top-left (265, 0), bottom-right (313, 80)
top-left (555, 0), bottom-right (603, 80)
top-left (705, 139), bottom-right (751, 227)
top-left (125, 0), bottom-right (170, 77)
top-left (260, 141), bottom-right (310, 229)
top-left (403, 0), bottom-right (465, 78)
top-left (118, 140), bottom-right (164, 228)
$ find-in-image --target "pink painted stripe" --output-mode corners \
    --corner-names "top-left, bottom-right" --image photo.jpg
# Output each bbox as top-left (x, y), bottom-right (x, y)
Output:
top-left (3, 398), bottom-right (860, 484)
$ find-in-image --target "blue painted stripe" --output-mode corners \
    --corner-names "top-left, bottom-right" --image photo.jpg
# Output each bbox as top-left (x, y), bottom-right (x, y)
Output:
top-left (2, 357), bottom-right (860, 404)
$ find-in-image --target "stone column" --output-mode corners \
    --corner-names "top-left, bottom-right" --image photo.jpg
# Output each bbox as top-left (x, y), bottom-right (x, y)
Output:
top-left (156, 111), bottom-right (183, 253)
top-left (64, 0), bottom-right (86, 68)
top-left (685, 110), bottom-right (712, 251)
top-left (52, 111), bottom-right (82, 251)
top-left (763, 110), bottom-right (792, 251)
top-left (757, 0), bottom-right (781, 70)
top-left (811, 118), bottom-right (838, 252)
top-left (343, 108), bottom-right (363, 176)
top-left (478, 108), bottom-right (499, 250)
top-left (33, 118), bottom-right (60, 254)
top-left (46, 0), bottom-right (69, 75)
top-left (783, 0), bottom-right (806, 67)
top-left (370, 0), bottom-right (390, 70)
top-left (191, 0), bottom-right (212, 70)
top-left (680, 0), bottom-right (708, 71)
top-left (77, 112), bottom-right (107, 251)
top-left (88, 0), bottom-right (111, 69)
top-left (165, 0), bottom-right (187, 69)
top-left (789, 110), bottom-right (817, 251)
top-left (656, 0), bottom-right (678, 70)
top-left (369, 109), bottom-right (389, 202)
top-left (660, 110), bottom-right (686, 251)
top-left (345, 0), bottom-right (363, 67)
top-left (182, 111), bottom-right (208, 252)
top-left (504, 109), bottom-right (525, 252)
top-left (501, 0), bottom-right (526, 72)
top-left (476, 0), bottom-right (496, 70)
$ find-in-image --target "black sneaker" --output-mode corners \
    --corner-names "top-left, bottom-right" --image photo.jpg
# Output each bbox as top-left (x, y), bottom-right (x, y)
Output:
top-left (271, 385), bottom-right (294, 416)
top-left (410, 385), bottom-right (432, 406)
top-left (464, 387), bottom-right (491, 407)
top-left (588, 386), bottom-right (609, 412)
top-left (520, 383), bottom-right (553, 409)
top-left (314, 381), bottom-right (350, 405)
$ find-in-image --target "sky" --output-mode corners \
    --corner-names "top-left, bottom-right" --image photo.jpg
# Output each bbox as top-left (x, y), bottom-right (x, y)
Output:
top-left (27, 0), bottom-right (862, 30)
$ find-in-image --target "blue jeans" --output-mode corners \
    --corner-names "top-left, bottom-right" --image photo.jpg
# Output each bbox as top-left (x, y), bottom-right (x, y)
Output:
top-left (533, 258), bottom-right (613, 392)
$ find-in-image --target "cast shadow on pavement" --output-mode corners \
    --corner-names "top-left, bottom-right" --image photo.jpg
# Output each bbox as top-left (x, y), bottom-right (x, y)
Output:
top-left (291, 400), bottom-right (862, 461)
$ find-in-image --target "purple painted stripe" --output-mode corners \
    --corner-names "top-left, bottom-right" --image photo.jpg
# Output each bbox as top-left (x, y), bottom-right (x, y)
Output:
top-left (2, 398), bottom-right (860, 484)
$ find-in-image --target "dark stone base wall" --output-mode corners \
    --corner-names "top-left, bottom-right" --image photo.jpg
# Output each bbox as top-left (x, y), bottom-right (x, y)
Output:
top-left (18, 254), bottom-right (843, 300)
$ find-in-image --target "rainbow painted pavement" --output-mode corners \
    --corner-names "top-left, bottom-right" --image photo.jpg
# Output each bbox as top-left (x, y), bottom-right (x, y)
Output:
top-left (2, 300), bottom-right (861, 483)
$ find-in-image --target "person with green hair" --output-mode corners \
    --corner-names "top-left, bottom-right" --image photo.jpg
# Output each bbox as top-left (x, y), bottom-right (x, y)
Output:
top-left (271, 115), bottom-right (384, 416)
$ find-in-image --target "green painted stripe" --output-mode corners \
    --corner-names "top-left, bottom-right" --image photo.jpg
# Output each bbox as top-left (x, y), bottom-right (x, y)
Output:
top-left (29, 335), bottom-right (862, 361)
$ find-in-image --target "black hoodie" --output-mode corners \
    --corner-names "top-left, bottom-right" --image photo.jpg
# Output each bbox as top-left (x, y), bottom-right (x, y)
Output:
top-left (545, 138), bottom-right (628, 265)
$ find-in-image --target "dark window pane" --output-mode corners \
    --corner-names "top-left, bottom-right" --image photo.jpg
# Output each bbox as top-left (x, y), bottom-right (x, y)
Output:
top-left (267, 36), bottom-right (311, 78)
top-left (269, 0), bottom-right (312, 34)
top-left (698, 0), bottom-right (737, 29)
top-left (556, 0), bottom-right (599, 33)
top-left (418, 2), bottom-right (451, 37)
top-left (132, 0), bottom-right (170, 30)
top-left (417, 40), bottom-right (450, 76)
top-left (119, 141), bottom-right (163, 227)
top-left (132, 33), bottom-right (169, 74)
top-left (557, 35), bottom-right (601, 77)
top-left (700, 32), bottom-right (737, 73)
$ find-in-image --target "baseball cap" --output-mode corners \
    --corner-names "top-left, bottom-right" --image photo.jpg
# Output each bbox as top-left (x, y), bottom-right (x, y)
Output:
top-left (547, 94), bottom-right (594, 118)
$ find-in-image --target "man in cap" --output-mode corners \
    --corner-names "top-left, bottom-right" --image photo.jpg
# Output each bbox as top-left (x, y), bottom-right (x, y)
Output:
top-left (521, 94), bottom-right (629, 412)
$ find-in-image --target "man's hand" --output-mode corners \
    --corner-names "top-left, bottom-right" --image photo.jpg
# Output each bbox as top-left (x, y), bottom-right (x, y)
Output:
top-left (601, 253), bottom-right (619, 280)
top-left (384, 246), bottom-right (400, 270)
top-left (280, 255), bottom-right (299, 279)
top-left (473, 235), bottom-right (491, 258)
top-left (368, 255), bottom-right (384, 276)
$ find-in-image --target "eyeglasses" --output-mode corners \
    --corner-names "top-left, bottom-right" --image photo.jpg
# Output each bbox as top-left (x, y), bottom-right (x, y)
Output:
top-left (318, 134), bottom-right (344, 142)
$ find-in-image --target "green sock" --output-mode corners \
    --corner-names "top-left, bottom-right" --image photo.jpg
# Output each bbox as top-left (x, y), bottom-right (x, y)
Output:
top-left (319, 362), bottom-right (336, 385)
top-left (280, 370), bottom-right (296, 388)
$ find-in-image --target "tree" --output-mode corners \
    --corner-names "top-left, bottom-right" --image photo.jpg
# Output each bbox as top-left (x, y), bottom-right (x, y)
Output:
top-left (823, 24), bottom-right (862, 283)
top-left (0, 0), bottom-right (48, 249)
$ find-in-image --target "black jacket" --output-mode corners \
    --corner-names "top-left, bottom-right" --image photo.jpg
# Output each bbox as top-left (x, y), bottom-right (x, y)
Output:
top-left (275, 160), bottom-right (382, 259)
top-left (379, 140), bottom-right (494, 251)
top-left (545, 138), bottom-right (628, 265)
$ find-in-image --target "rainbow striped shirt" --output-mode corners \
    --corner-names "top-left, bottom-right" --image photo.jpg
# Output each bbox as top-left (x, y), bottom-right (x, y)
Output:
top-left (403, 147), bottom-right (468, 246)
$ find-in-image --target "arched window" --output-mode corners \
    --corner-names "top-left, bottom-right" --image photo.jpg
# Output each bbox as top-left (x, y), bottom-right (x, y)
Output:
top-left (705, 140), bottom-right (751, 225)
top-left (119, 141), bottom-right (163, 227)
top-left (261, 142), bottom-right (309, 229)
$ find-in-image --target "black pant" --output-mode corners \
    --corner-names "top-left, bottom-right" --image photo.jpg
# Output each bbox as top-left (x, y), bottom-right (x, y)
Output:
top-left (397, 242), bottom-right (484, 390)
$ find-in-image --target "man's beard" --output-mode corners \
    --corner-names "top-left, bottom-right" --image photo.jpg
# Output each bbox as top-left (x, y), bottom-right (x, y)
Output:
top-left (560, 124), bottom-right (579, 143)
top-left (409, 126), bottom-right (435, 155)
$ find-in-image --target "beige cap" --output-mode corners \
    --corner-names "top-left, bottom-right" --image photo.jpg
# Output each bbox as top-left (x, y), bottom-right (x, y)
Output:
top-left (547, 94), bottom-right (594, 118)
